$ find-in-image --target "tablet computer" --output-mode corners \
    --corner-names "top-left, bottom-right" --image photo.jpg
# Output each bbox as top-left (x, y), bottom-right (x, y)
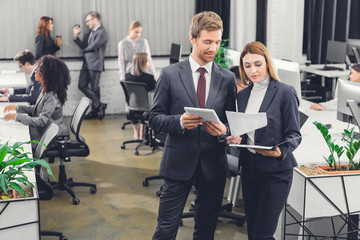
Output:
top-left (228, 144), bottom-right (273, 150)
top-left (184, 107), bottom-right (221, 124)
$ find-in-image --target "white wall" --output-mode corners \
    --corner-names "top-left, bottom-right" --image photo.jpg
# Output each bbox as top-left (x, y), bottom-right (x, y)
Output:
top-left (266, 0), bottom-right (305, 63)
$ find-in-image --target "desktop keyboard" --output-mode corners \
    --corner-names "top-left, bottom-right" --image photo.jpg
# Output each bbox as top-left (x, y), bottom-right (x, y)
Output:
top-left (320, 66), bottom-right (344, 71)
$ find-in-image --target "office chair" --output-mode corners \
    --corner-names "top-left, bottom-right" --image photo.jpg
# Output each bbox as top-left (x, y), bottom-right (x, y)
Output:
top-left (352, 47), bottom-right (360, 64)
top-left (34, 123), bottom-right (68, 240)
top-left (180, 153), bottom-right (246, 227)
top-left (120, 81), bottom-right (153, 155)
top-left (120, 81), bottom-right (132, 130)
top-left (45, 97), bottom-right (97, 205)
top-left (169, 43), bottom-right (182, 65)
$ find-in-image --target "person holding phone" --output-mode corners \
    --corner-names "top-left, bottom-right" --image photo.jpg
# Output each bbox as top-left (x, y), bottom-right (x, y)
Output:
top-left (227, 41), bottom-right (301, 240)
top-left (0, 50), bottom-right (40, 105)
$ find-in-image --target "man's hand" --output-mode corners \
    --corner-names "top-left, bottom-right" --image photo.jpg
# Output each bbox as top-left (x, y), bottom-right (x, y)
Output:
top-left (203, 121), bottom-right (227, 136)
top-left (254, 146), bottom-right (282, 158)
top-left (310, 103), bottom-right (326, 111)
top-left (182, 112), bottom-right (203, 130)
top-left (73, 26), bottom-right (81, 39)
top-left (3, 113), bottom-right (16, 121)
top-left (0, 96), bottom-right (9, 102)
top-left (226, 136), bottom-right (242, 145)
top-left (4, 105), bottom-right (17, 113)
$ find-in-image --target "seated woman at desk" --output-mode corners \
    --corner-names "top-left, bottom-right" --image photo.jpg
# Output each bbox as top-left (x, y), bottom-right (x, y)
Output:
top-left (3, 55), bottom-right (70, 143)
top-left (125, 52), bottom-right (156, 140)
top-left (227, 41), bottom-right (301, 240)
top-left (310, 64), bottom-right (360, 111)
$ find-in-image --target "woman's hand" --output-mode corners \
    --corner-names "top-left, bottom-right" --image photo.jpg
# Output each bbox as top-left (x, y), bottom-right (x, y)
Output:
top-left (310, 103), bottom-right (326, 111)
top-left (226, 136), bottom-right (242, 145)
top-left (254, 146), bottom-right (282, 158)
top-left (3, 113), bottom-right (16, 121)
top-left (3, 105), bottom-right (17, 113)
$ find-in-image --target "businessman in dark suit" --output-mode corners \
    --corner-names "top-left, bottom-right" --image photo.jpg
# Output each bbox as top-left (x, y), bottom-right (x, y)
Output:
top-left (0, 50), bottom-right (40, 105)
top-left (227, 41), bottom-right (301, 240)
top-left (73, 11), bottom-right (108, 120)
top-left (149, 12), bottom-right (236, 240)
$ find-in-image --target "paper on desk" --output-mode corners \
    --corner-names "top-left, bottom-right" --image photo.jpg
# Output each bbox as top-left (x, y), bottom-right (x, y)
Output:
top-left (226, 111), bottom-right (267, 136)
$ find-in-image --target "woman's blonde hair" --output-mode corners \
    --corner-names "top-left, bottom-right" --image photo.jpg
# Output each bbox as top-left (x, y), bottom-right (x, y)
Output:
top-left (132, 52), bottom-right (148, 76)
top-left (128, 21), bottom-right (142, 35)
top-left (239, 41), bottom-right (279, 86)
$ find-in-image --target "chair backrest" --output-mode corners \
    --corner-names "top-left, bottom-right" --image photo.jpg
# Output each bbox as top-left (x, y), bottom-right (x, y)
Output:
top-left (123, 81), bottom-right (151, 112)
top-left (70, 97), bottom-right (91, 144)
top-left (352, 47), bottom-right (360, 64)
top-left (169, 43), bottom-right (182, 65)
top-left (120, 81), bottom-right (130, 105)
top-left (34, 123), bottom-right (60, 159)
top-left (148, 90), bottom-right (155, 108)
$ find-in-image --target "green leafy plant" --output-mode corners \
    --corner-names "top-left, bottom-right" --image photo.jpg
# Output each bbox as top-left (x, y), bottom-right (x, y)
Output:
top-left (214, 39), bottom-right (233, 69)
top-left (0, 140), bottom-right (55, 199)
top-left (313, 121), bottom-right (360, 170)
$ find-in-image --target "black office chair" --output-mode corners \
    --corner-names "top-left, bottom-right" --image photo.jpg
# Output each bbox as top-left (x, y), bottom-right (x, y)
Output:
top-left (169, 43), bottom-right (182, 65)
top-left (34, 123), bottom-right (68, 240)
top-left (45, 97), bottom-right (97, 205)
top-left (120, 81), bottom-right (153, 155)
top-left (120, 81), bottom-right (132, 130)
top-left (180, 153), bottom-right (246, 227)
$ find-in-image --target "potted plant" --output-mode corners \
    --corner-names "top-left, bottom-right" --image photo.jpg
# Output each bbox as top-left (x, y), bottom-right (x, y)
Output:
top-left (214, 39), bottom-right (233, 70)
top-left (0, 140), bottom-right (55, 238)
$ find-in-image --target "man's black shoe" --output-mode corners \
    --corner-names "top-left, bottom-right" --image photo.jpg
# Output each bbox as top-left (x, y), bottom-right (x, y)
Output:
top-left (84, 110), bottom-right (99, 120)
top-left (98, 103), bottom-right (107, 120)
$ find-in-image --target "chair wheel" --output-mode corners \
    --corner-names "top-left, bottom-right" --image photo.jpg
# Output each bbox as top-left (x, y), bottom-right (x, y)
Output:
top-left (121, 144), bottom-right (125, 149)
top-left (142, 180), bottom-right (149, 186)
top-left (90, 187), bottom-right (97, 194)
top-left (179, 220), bottom-right (183, 226)
top-left (156, 190), bottom-right (161, 197)
top-left (134, 150), bottom-right (139, 155)
top-left (73, 198), bottom-right (80, 205)
top-left (61, 236), bottom-right (68, 240)
top-left (121, 125), bottom-right (125, 130)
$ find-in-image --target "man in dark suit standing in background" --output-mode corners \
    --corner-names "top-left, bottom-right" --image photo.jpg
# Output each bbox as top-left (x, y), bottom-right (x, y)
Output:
top-left (0, 49), bottom-right (40, 105)
top-left (149, 11), bottom-right (236, 240)
top-left (73, 11), bottom-right (108, 120)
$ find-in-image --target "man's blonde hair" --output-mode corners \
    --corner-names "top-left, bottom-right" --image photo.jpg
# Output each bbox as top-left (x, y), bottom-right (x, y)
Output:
top-left (189, 11), bottom-right (223, 39)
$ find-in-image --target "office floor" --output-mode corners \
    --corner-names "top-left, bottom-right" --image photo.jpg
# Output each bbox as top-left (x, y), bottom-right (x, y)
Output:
top-left (40, 114), bottom-right (248, 240)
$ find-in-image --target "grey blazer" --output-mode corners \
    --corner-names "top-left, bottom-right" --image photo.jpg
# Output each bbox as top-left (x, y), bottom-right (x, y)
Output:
top-left (15, 91), bottom-right (69, 142)
top-left (73, 25), bottom-right (109, 72)
top-left (149, 58), bottom-right (237, 182)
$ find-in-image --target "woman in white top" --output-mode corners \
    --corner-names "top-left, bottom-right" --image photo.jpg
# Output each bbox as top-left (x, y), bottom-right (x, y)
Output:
top-left (310, 64), bottom-right (360, 111)
top-left (118, 21), bottom-right (156, 81)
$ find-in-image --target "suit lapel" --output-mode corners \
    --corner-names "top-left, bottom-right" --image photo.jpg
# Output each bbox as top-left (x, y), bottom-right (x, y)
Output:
top-left (206, 64), bottom-right (222, 108)
top-left (32, 93), bottom-right (44, 116)
top-left (259, 79), bottom-right (278, 112)
top-left (179, 59), bottom-right (199, 107)
top-left (238, 86), bottom-right (252, 112)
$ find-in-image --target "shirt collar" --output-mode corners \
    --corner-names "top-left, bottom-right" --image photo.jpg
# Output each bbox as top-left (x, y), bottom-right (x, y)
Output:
top-left (127, 36), bottom-right (137, 43)
top-left (189, 55), bottom-right (213, 75)
top-left (92, 24), bottom-right (101, 32)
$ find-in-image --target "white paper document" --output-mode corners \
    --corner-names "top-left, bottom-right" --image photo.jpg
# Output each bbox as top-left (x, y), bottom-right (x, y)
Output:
top-left (226, 111), bottom-right (267, 136)
top-left (228, 144), bottom-right (273, 150)
top-left (184, 107), bottom-right (221, 124)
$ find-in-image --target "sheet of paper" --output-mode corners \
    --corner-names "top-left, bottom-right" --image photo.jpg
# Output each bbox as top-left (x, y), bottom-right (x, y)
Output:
top-left (226, 111), bottom-right (267, 136)
top-left (184, 107), bottom-right (221, 124)
top-left (229, 144), bottom-right (273, 150)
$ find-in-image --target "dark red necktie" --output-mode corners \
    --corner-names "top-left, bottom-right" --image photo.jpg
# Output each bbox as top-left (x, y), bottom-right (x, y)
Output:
top-left (197, 67), bottom-right (206, 108)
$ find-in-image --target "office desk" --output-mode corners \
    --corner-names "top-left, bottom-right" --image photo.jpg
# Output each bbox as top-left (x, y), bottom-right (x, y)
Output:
top-left (0, 72), bottom-right (27, 88)
top-left (0, 106), bottom-right (40, 240)
top-left (300, 64), bottom-right (350, 98)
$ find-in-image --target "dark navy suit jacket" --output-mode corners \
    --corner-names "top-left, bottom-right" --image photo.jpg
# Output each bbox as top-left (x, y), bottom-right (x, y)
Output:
top-left (149, 58), bottom-right (236, 181)
top-left (9, 70), bottom-right (41, 105)
top-left (237, 78), bottom-right (301, 173)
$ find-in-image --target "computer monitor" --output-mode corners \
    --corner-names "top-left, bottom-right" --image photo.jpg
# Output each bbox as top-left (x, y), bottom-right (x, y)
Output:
top-left (346, 39), bottom-right (360, 62)
top-left (277, 68), bottom-right (302, 101)
top-left (326, 40), bottom-right (347, 64)
top-left (336, 78), bottom-right (360, 123)
top-left (226, 49), bottom-right (241, 67)
top-left (169, 43), bottom-right (182, 65)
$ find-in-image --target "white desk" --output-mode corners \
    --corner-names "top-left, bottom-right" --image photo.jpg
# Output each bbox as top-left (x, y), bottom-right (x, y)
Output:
top-left (0, 72), bottom-right (27, 88)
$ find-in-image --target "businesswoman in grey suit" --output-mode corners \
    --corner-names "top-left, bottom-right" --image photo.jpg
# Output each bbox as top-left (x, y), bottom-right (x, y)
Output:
top-left (3, 55), bottom-right (70, 143)
top-left (227, 41), bottom-right (301, 240)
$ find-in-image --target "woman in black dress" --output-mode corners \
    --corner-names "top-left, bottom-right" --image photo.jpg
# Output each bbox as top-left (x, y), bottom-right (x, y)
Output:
top-left (35, 16), bottom-right (61, 60)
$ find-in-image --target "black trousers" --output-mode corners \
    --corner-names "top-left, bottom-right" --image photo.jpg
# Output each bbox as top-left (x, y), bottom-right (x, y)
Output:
top-left (79, 64), bottom-right (102, 110)
top-left (152, 165), bottom-right (226, 240)
top-left (242, 151), bottom-right (293, 240)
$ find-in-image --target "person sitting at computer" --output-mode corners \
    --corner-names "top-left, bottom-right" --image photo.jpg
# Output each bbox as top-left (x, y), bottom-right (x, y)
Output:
top-left (0, 50), bottom-right (41, 105)
top-left (3, 55), bottom-right (70, 144)
top-left (310, 64), bottom-right (360, 111)
top-left (125, 52), bottom-right (156, 140)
